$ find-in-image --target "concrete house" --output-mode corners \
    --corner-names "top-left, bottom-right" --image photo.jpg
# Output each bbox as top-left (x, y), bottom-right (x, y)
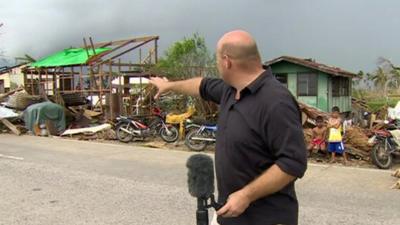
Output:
top-left (265, 56), bottom-right (357, 112)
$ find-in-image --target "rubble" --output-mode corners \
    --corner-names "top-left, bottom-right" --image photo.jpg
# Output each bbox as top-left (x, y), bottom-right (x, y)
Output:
top-left (343, 127), bottom-right (371, 151)
top-left (391, 169), bottom-right (400, 189)
top-left (23, 101), bottom-right (66, 135)
top-left (6, 89), bottom-right (43, 110)
top-left (393, 169), bottom-right (400, 178)
top-left (0, 105), bottom-right (22, 135)
top-left (0, 87), bottom-right (24, 102)
top-left (392, 180), bottom-right (400, 189)
top-left (0, 105), bottom-right (19, 118)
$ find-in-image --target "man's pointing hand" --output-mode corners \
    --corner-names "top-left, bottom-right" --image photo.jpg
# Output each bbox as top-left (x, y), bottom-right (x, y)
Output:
top-left (149, 77), bottom-right (170, 99)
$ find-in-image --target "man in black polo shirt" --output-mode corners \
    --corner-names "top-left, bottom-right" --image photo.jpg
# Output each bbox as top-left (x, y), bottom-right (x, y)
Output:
top-left (150, 30), bottom-right (307, 225)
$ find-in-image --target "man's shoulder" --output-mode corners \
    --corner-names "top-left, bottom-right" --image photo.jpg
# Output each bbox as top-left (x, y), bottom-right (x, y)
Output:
top-left (202, 77), bottom-right (231, 93)
top-left (257, 80), bottom-right (297, 108)
top-left (200, 77), bottom-right (230, 104)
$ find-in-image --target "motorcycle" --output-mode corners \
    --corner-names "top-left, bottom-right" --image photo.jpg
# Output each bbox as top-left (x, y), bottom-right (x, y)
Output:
top-left (185, 123), bottom-right (217, 151)
top-left (115, 107), bottom-right (179, 143)
top-left (369, 120), bottom-right (400, 169)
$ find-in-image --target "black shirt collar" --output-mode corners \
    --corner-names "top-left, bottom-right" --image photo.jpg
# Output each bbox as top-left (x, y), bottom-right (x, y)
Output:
top-left (245, 66), bottom-right (272, 94)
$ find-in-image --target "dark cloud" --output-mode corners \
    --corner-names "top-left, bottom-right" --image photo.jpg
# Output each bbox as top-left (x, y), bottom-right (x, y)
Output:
top-left (1, 0), bottom-right (400, 72)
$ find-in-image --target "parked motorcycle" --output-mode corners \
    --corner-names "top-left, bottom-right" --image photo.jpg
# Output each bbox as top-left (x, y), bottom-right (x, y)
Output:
top-left (115, 107), bottom-right (179, 143)
top-left (185, 123), bottom-right (217, 151)
top-left (370, 120), bottom-right (400, 169)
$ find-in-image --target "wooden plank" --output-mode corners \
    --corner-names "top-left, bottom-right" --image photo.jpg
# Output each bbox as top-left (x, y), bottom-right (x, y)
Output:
top-left (83, 38), bottom-right (90, 58)
top-left (84, 109), bottom-right (102, 117)
top-left (87, 39), bottom-right (135, 65)
top-left (86, 35), bottom-right (159, 48)
top-left (89, 37), bottom-right (96, 55)
top-left (107, 39), bottom-right (156, 62)
top-left (0, 118), bottom-right (21, 135)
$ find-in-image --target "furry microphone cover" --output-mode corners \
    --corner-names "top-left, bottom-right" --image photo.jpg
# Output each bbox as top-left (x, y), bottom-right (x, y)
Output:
top-left (186, 154), bottom-right (215, 199)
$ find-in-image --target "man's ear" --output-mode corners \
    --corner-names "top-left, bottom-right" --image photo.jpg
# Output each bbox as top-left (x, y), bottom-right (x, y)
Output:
top-left (225, 58), bottom-right (232, 69)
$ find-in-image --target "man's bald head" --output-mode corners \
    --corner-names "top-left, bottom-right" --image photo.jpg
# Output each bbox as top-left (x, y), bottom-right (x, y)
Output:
top-left (217, 30), bottom-right (261, 64)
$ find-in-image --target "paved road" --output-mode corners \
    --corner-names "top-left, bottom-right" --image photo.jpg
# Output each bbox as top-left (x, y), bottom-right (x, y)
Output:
top-left (0, 134), bottom-right (399, 225)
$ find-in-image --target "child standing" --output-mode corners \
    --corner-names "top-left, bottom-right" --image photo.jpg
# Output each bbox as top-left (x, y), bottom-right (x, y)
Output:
top-left (308, 116), bottom-right (327, 155)
top-left (327, 106), bottom-right (348, 165)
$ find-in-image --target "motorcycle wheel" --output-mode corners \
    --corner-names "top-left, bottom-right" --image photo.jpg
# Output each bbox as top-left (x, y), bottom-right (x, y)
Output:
top-left (160, 125), bottom-right (179, 143)
top-left (185, 129), bottom-right (207, 152)
top-left (115, 123), bottom-right (134, 143)
top-left (371, 140), bottom-right (393, 169)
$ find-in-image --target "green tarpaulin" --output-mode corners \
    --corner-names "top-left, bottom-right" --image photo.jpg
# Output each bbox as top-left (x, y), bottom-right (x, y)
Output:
top-left (23, 101), bottom-right (66, 135)
top-left (30, 47), bottom-right (111, 68)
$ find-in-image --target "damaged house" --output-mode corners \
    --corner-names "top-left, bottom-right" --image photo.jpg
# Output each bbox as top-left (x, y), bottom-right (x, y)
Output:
top-left (22, 35), bottom-right (160, 119)
top-left (265, 56), bottom-right (357, 112)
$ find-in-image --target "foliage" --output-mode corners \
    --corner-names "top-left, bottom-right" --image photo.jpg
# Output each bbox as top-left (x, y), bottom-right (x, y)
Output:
top-left (370, 57), bottom-right (400, 93)
top-left (366, 97), bottom-right (400, 112)
top-left (149, 33), bottom-right (219, 117)
top-left (354, 57), bottom-right (400, 100)
top-left (153, 33), bottom-right (217, 80)
top-left (0, 23), bottom-right (4, 58)
top-left (371, 67), bottom-right (388, 90)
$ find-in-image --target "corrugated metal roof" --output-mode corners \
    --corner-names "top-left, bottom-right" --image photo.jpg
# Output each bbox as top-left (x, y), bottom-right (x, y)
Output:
top-left (264, 56), bottom-right (357, 78)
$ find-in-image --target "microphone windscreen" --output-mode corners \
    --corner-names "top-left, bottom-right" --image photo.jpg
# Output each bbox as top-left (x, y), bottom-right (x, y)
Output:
top-left (186, 154), bottom-right (215, 199)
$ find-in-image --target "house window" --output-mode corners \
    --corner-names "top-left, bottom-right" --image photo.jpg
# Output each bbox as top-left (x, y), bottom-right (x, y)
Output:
top-left (274, 73), bottom-right (288, 88)
top-left (342, 78), bottom-right (349, 96)
top-left (297, 72), bottom-right (317, 96)
top-left (332, 77), bottom-right (349, 97)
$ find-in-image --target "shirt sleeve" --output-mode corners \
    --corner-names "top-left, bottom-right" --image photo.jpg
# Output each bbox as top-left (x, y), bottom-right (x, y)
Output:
top-left (199, 78), bottom-right (226, 104)
top-left (263, 99), bottom-right (307, 178)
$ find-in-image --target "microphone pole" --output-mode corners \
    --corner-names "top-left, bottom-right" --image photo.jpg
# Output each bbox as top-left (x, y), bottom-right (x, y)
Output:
top-left (196, 197), bottom-right (209, 225)
top-left (187, 154), bottom-right (224, 225)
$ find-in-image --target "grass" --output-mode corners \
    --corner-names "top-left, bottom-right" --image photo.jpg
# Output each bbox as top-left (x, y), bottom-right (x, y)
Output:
top-left (353, 89), bottom-right (400, 112)
top-left (366, 98), bottom-right (400, 112)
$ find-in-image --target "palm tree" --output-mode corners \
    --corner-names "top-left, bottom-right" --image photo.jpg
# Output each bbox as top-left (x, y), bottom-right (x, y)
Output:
top-left (389, 68), bottom-right (400, 89)
top-left (371, 67), bottom-right (388, 91)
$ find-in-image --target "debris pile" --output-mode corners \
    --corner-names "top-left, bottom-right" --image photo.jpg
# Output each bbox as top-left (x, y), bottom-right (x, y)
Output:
top-left (0, 87), bottom-right (112, 138)
top-left (6, 89), bottom-right (43, 110)
top-left (343, 127), bottom-right (372, 160)
top-left (299, 102), bottom-right (329, 127)
top-left (392, 169), bottom-right (400, 189)
top-left (0, 89), bottom-right (33, 135)
top-left (351, 97), bottom-right (370, 112)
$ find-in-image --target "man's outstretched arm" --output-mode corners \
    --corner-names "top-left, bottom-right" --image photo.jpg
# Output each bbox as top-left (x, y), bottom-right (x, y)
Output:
top-left (149, 77), bottom-right (203, 99)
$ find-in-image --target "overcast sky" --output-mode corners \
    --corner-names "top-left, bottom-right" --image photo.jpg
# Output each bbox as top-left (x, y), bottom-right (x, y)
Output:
top-left (1, 0), bottom-right (400, 72)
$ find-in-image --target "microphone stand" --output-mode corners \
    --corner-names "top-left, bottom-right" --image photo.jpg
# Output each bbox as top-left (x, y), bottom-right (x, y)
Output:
top-left (196, 194), bottom-right (224, 225)
top-left (196, 198), bottom-right (209, 225)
